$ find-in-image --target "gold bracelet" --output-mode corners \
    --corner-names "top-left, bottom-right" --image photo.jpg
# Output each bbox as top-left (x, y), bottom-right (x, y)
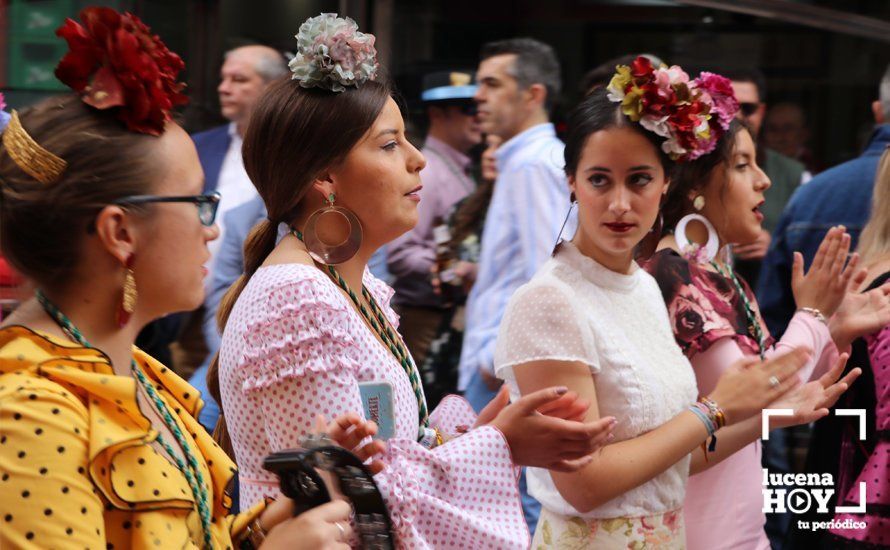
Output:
top-left (797, 307), bottom-right (827, 325)
top-left (242, 517), bottom-right (267, 549)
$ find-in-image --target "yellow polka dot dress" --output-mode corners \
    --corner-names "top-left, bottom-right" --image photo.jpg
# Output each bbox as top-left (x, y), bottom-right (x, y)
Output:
top-left (0, 326), bottom-right (263, 549)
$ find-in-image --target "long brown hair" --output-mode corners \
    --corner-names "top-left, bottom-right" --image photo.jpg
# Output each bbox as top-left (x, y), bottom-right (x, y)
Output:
top-left (856, 148), bottom-right (890, 267)
top-left (0, 95), bottom-right (159, 290)
top-left (206, 77), bottom-right (392, 455)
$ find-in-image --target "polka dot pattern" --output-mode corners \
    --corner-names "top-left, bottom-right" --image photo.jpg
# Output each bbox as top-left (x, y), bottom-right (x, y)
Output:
top-left (495, 243), bottom-right (698, 518)
top-left (219, 265), bottom-right (530, 547)
top-left (0, 326), bottom-right (267, 549)
top-left (829, 323), bottom-right (890, 546)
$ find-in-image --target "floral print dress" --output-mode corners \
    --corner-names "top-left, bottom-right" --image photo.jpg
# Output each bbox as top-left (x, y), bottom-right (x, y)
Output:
top-left (645, 249), bottom-right (838, 550)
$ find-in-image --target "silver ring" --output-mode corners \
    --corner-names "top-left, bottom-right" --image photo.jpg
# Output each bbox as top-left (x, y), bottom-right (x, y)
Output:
top-left (335, 521), bottom-right (346, 541)
top-left (768, 375), bottom-right (780, 388)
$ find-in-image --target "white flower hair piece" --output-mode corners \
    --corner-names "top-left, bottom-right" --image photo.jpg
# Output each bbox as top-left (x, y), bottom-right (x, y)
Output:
top-left (288, 13), bottom-right (379, 93)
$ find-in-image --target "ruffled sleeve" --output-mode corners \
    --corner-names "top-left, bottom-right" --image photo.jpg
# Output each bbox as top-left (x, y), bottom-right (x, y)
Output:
top-left (374, 426), bottom-right (529, 549)
top-left (231, 270), bottom-right (530, 548)
top-left (645, 249), bottom-right (772, 358)
top-left (237, 275), bottom-right (362, 392)
top-left (494, 280), bottom-right (600, 381)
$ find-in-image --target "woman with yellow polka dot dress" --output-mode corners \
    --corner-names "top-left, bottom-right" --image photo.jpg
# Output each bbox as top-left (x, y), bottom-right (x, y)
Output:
top-left (0, 6), bottom-right (378, 550)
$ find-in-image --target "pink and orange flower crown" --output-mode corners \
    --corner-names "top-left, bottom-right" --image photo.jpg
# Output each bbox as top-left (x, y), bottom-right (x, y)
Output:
top-left (607, 56), bottom-right (739, 163)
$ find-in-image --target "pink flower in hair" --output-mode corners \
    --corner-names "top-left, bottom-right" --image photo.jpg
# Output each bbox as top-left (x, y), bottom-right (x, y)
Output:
top-left (290, 13), bottom-right (378, 92)
top-left (695, 72), bottom-right (739, 130)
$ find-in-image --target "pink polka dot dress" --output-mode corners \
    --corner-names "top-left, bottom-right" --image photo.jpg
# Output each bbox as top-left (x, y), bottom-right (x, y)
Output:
top-left (219, 264), bottom-right (529, 548)
top-left (830, 321), bottom-right (890, 546)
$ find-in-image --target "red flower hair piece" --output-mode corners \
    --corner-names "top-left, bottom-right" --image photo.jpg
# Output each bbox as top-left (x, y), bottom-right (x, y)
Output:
top-left (606, 56), bottom-right (739, 162)
top-left (55, 7), bottom-right (188, 136)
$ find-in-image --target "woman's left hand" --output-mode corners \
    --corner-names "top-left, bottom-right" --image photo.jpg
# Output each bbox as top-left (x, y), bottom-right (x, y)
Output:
top-left (828, 281), bottom-right (890, 351)
top-left (767, 353), bottom-right (861, 430)
top-left (791, 226), bottom-right (863, 318)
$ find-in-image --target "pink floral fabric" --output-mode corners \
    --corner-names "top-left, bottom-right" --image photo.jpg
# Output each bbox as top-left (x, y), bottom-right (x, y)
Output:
top-left (645, 248), bottom-right (775, 357)
top-left (645, 249), bottom-right (838, 550)
top-left (532, 507), bottom-right (685, 549)
top-left (218, 263), bottom-right (528, 549)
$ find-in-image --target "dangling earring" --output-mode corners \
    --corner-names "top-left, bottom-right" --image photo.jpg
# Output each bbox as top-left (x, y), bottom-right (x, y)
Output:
top-left (693, 195), bottom-right (706, 211)
top-left (302, 192), bottom-right (363, 265)
top-left (117, 255), bottom-right (137, 328)
top-left (551, 192), bottom-right (578, 256)
top-left (674, 213), bottom-right (719, 264)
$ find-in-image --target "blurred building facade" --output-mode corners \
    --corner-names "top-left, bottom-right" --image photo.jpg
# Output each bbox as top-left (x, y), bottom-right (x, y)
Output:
top-left (2, 0), bottom-right (889, 166)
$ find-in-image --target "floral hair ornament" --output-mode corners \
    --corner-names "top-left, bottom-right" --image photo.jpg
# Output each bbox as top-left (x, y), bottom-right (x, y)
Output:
top-left (288, 13), bottom-right (379, 92)
top-left (606, 57), bottom-right (739, 163)
top-left (54, 6), bottom-right (188, 136)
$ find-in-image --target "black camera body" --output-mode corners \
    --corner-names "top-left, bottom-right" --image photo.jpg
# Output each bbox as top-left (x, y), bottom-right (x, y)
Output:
top-left (263, 446), bottom-right (395, 549)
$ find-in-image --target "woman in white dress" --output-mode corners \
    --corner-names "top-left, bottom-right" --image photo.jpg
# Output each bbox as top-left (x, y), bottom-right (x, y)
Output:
top-left (494, 66), bottom-right (859, 548)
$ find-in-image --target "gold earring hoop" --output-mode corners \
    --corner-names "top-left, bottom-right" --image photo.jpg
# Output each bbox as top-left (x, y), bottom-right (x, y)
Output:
top-left (302, 193), bottom-right (363, 265)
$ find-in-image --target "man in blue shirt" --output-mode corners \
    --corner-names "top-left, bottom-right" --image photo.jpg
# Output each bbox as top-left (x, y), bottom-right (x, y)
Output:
top-left (458, 37), bottom-right (571, 533)
top-left (758, 65), bottom-right (890, 338)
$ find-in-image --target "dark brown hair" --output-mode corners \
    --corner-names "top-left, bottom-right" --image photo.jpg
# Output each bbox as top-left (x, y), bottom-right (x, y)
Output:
top-left (562, 89), bottom-right (676, 258)
top-left (563, 88), bottom-right (674, 179)
top-left (206, 78), bottom-right (392, 454)
top-left (0, 95), bottom-right (160, 290)
top-left (660, 120), bottom-right (747, 238)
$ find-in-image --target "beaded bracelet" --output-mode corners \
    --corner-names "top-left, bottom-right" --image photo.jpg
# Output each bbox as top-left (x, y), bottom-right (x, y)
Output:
top-left (698, 397), bottom-right (727, 429)
top-left (688, 397), bottom-right (727, 462)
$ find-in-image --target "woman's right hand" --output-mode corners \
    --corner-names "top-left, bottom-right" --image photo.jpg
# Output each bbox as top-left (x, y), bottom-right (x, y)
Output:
top-left (707, 347), bottom-right (810, 425)
top-left (489, 386), bottom-right (616, 472)
top-left (791, 226), bottom-right (863, 318)
top-left (261, 500), bottom-right (353, 549)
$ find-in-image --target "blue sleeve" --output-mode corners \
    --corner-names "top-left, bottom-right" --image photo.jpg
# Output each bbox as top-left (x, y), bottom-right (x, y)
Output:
top-left (202, 207), bottom-right (252, 360)
top-left (188, 364), bottom-right (220, 432)
top-left (756, 205), bottom-right (798, 339)
top-left (512, 163), bottom-right (571, 281)
top-left (368, 247), bottom-right (391, 284)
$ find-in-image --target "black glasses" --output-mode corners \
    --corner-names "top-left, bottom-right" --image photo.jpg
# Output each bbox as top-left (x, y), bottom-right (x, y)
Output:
top-left (739, 102), bottom-right (761, 117)
top-left (112, 191), bottom-right (221, 226)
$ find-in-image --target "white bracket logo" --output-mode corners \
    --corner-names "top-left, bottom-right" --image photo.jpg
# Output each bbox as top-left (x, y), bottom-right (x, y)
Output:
top-left (762, 409), bottom-right (867, 441)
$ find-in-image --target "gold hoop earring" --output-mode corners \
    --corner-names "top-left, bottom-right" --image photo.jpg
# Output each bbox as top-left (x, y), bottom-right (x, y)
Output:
top-left (302, 193), bottom-right (363, 265)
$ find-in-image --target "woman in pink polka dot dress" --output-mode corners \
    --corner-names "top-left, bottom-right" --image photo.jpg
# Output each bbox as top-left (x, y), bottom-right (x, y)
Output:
top-left (212, 14), bottom-right (616, 549)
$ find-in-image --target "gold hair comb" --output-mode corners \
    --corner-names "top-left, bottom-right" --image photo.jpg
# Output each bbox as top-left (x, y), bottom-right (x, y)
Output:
top-left (2, 110), bottom-right (67, 184)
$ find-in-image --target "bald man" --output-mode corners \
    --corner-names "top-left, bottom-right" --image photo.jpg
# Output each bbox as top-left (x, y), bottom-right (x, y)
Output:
top-left (166, 46), bottom-right (286, 381)
top-left (192, 45), bottom-right (287, 262)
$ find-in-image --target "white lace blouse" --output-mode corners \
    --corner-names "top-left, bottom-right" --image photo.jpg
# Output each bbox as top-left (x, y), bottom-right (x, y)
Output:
top-left (494, 242), bottom-right (698, 519)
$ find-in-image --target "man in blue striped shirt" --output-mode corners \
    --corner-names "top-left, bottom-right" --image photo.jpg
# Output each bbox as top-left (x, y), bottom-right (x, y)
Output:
top-left (459, 37), bottom-right (574, 533)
